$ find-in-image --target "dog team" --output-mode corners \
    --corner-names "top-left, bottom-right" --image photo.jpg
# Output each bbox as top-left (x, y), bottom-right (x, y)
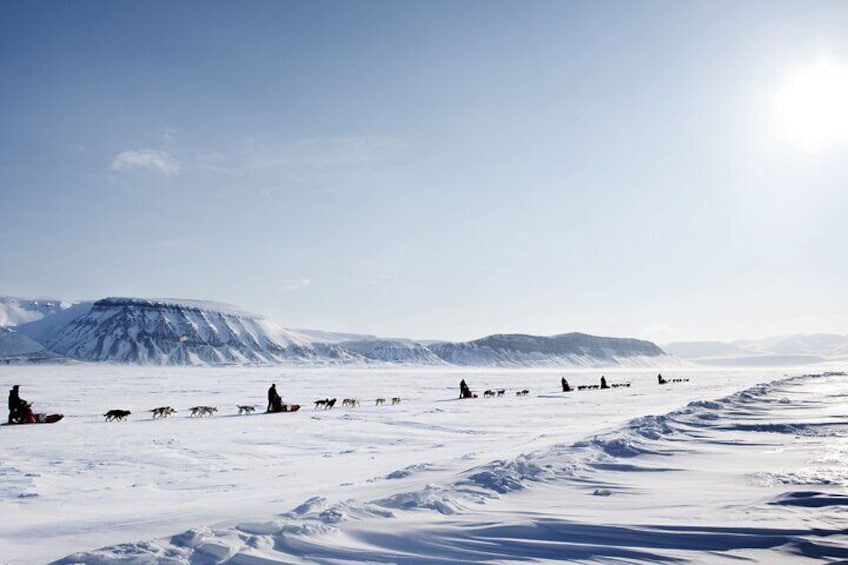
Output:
top-left (89, 374), bottom-right (689, 422)
top-left (657, 373), bottom-right (689, 385)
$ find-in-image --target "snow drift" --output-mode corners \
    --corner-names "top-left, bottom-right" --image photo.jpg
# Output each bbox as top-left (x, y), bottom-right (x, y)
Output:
top-left (34, 369), bottom-right (848, 565)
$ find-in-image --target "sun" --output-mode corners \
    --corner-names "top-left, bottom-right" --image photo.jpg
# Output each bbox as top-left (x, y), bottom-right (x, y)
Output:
top-left (772, 58), bottom-right (848, 151)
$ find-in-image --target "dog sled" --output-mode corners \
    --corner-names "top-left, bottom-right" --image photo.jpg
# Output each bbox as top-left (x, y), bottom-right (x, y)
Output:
top-left (4, 399), bottom-right (64, 426)
top-left (267, 403), bottom-right (301, 414)
top-left (3, 413), bottom-right (64, 426)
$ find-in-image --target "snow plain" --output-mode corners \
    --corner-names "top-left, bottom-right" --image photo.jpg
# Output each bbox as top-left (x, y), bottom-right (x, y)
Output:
top-left (1, 364), bottom-right (847, 564)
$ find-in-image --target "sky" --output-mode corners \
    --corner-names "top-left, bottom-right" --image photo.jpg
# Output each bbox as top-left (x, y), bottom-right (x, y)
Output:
top-left (2, 0), bottom-right (848, 344)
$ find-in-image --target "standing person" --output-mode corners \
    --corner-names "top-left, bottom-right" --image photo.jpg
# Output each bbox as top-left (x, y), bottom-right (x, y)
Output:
top-left (8, 385), bottom-right (25, 424)
top-left (459, 379), bottom-right (470, 399)
top-left (600, 376), bottom-right (609, 389)
top-left (561, 377), bottom-right (571, 392)
top-left (267, 383), bottom-right (281, 412)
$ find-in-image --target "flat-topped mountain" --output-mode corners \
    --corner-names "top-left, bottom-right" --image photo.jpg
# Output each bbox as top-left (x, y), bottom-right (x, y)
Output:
top-left (29, 297), bottom-right (350, 365)
top-left (4, 295), bottom-right (671, 367)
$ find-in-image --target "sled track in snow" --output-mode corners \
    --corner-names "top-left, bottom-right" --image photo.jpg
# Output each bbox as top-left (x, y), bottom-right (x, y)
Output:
top-left (50, 371), bottom-right (848, 564)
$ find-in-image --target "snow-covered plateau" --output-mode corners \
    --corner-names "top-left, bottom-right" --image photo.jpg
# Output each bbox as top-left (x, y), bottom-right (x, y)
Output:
top-left (1, 364), bottom-right (847, 564)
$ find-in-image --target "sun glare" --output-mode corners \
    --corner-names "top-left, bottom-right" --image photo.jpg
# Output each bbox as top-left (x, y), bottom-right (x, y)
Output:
top-left (773, 59), bottom-right (848, 151)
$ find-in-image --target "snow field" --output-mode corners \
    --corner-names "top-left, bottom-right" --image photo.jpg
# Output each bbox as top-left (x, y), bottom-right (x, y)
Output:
top-left (1, 365), bottom-right (846, 563)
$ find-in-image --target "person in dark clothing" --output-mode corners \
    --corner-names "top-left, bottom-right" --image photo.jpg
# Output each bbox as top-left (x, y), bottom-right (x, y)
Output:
top-left (8, 385), bottom-right (26, 424)
top-left (561, 377), bottom-right (571, 392)
top-left (600, 376), bottom-right (609, 389)
top-left (657, 373), bottom-right (667, 385)
top-left (459, 379), bottom-right (471, 399)
top-left (267, 383), bottom-right (282, 412)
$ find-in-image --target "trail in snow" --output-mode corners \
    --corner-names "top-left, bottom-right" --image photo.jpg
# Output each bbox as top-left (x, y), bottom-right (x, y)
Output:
top-left (1, 366), bottom-right (846, 564)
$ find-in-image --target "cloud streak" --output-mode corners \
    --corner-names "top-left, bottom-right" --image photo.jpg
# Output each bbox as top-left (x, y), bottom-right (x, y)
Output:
top-left (111, 149), bottom-right (180, 176)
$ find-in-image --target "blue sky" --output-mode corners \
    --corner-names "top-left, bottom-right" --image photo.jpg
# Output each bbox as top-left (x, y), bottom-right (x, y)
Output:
top-left (2, 1), bottom-right (847, 342)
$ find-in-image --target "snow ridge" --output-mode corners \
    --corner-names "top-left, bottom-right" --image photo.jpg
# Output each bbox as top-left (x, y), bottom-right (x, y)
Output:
top-left (53, 371), bottom-right (848, 564)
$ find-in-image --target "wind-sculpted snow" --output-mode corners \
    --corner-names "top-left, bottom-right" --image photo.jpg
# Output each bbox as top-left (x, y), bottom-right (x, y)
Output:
top-left (44, 369), bottom-right (848, 564)
top-left (768, 490), bottom-right (848, 507)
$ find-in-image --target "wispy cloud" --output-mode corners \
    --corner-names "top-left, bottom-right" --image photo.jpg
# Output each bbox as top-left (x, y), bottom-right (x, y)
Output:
top-left (111, 149), bottom-right (180, 176)
top-left (108, 135), bottom-right (404, 194)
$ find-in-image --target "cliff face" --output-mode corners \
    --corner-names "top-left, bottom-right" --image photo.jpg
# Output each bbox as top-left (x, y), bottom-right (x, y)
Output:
top-left (41, 298), bottom-right (323, 365)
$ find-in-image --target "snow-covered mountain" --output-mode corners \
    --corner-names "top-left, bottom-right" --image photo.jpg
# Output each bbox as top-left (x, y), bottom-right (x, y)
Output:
top-left (733, 334), bottom-right (848, 359)
top-left (0, 297), bottom-right (74, 326)
top-left (0, 326), bottom-right (63, 363)
top-left (15, 301), bottom-right (95, 343)
top-left (295, 329), bottom-right (382, 344)
top-left (664, 334), bottom-right (848, 366)
top-left (27, 297), bottom-right (352, 366)
top-left (0, 297), bottom-right (78, 363)
top-left (429, 332), bottom-right (666, 367)
top-left (662, 341), bottom-right (753, 361)
top-left (340, 339), bottom-right (448, 365)
top-left (8, 295), bottom-right (672, 367)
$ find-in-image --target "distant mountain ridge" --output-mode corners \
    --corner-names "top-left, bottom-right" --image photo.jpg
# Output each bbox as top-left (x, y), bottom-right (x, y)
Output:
top-left (0, 326), bottom-right (63, 363)
top-left (0, 296), bottom-right (73, 327)
top-left (0, 297), bottom-right (79, 362)
top-left (2, 295), bottom-right (670, 367)
top-left (664, 334), bottom-right (848, 366)
top-left (430, 332), bottom-right (665, 367)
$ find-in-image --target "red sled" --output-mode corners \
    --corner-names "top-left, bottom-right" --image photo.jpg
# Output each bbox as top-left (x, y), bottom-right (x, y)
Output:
top-left (268, 404), bottom-right (300, 413)
top-left (2, 413), bottom-right (64, 426)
